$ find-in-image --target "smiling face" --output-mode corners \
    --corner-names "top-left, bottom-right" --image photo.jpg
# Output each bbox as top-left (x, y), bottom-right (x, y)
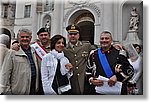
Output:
top-left (55, 38), bottom-right (65, 53)
top-left (100, 32), bottom-right (112, 50)
top-left (19, 32), bottom-right (32, 48)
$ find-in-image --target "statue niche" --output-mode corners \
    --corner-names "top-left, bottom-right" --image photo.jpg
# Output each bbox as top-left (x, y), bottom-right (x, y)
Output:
top-left (129, 7), bottom-right (139, 31)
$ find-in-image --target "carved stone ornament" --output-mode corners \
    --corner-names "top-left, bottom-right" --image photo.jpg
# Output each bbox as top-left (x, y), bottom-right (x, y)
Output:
top-left (68, 0), bottom-right (89, 5)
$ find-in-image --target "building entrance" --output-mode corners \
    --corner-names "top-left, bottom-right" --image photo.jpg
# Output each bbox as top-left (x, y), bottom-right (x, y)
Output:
top-left (78, 21), bottom-right (94, 45)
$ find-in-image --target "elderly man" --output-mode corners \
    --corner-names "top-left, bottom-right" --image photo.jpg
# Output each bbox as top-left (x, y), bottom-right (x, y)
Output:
top-left (0, 34), bottom-right (10, 68)
top-left (10, 28), bottom-right (51, 95)
top-left (0, 28), bottom-right (40, 95)
top-left (87, 31), bottom-right (134, 95)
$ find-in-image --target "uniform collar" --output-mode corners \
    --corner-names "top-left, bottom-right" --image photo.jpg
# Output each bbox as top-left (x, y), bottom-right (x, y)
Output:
top-left (15, 47), bottom-right (28, 56)
top-left (101, 46), bottom-right (113, 54)
top-left (39, 41), bottom-right (50, 49)
top-left (67, 41), bottom-right (82, 48)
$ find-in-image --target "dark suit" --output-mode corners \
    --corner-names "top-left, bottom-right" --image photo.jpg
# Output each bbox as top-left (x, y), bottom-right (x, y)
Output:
top-left (87, 46), bottom-right (134, 95)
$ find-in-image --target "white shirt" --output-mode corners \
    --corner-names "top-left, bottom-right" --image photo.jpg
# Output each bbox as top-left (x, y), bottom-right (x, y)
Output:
top-left (128, 56), bottom-right (142, 83)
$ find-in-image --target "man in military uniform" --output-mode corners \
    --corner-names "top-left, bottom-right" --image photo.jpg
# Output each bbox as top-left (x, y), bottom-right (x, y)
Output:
top-left (63, 24), bottom-right (93, 94)
top-left (31, 27), bottom-right (51, 95)
top-left (87, 31), bottom-right (134, 95)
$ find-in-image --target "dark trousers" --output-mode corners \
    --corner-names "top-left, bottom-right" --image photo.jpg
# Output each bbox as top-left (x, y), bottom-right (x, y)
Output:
top-left (36, 74), bottom-right (44, 95)
top-left (83, 75), bottom-right (95, 95)
top-left (29, 76), bottom-right (36, 95)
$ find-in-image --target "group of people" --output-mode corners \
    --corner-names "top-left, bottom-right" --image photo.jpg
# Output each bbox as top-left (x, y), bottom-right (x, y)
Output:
top-left (0, 24), bottom-right (142, 95)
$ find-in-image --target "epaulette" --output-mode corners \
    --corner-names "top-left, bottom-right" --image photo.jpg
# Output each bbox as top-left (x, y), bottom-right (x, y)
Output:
top-left (119, 50), bottom-right (127, 57)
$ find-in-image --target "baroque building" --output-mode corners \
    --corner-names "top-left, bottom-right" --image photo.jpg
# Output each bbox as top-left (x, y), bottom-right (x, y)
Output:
top-left (0, 0), bottom-right (143, 45)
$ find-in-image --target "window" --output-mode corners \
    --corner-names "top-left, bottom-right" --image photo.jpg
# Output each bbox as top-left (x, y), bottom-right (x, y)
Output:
top-left (4, 5), bottom-right (8, 18)
top-left (24, 5), bottom-right (31, 18)
top-left (1, 5), bottom-right (8, 18)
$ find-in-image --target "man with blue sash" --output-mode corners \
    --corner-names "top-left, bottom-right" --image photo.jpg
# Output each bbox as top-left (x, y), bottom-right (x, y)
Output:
top-left (87, 31), bottom-right (134, 95)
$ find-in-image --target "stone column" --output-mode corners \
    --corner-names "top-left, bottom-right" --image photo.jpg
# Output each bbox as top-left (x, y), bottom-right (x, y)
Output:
top-left (103, 2), bottom-right (114, 36)
top-left (51, 0), bottom-right (63, 36)
top-left (31, 1), bottom-right (38, 42)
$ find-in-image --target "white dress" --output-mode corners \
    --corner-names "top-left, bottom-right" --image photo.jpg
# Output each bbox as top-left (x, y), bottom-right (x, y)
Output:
top-left (128, 56), bottom-right (143, 94)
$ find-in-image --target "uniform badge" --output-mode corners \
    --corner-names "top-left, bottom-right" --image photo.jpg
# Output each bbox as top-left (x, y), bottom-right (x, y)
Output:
top-left (82, 51), bottom-right (88, 57)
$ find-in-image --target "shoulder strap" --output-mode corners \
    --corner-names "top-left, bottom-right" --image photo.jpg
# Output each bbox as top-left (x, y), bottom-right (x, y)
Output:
top-left (31, 42), bottom-right (48, 60)
top-left (98, 48), bottom-right (113, 78)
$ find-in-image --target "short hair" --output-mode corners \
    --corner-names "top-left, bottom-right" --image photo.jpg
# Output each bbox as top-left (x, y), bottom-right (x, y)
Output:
top-left (17, 28), bottom-right (32, 39)
top-left (100, 31), bottom-right (112, 39)
top-left (0, 34), bottom-right (10, 46)
top-left (101, 31), bottom-right (112, 35)
top-left (50, 35), bottom-right (66, 50)
top-left (0, 28), bottom-right (11, 48)
top-left (0, 28), bottom-right (11, 39)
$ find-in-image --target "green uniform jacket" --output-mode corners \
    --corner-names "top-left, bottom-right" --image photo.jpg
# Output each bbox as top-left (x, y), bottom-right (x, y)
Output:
top-left (63, 41), bottom-right (92, 94)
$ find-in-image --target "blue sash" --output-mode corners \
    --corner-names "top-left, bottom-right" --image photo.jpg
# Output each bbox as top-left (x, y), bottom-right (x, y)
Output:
top-left (98, 48), bottom-right (113, 78)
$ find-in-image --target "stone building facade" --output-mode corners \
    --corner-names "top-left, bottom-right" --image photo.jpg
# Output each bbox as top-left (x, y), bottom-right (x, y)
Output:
top-left (0, 0), bottom-right (143, 45)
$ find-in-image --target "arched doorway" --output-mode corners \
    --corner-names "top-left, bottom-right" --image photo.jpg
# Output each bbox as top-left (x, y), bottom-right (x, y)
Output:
top-left (75, 12), bottom-right (95, 45)
top-left (78, 21), bottom-right (94, 45)
top-left (68, 10), bottom-right (95, 45)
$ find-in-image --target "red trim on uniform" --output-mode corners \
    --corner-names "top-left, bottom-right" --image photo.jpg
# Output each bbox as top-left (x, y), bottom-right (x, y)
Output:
top-left (34, 42), bottom-right (48, 60)
top-left (36, 42), bottom-right (48, 53)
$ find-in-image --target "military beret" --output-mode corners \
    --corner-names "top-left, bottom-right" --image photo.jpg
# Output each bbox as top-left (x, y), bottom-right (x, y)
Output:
top-left (37, 27), bottom-right (48, 35)
top-left (66, 24), bottom-right (80, 34)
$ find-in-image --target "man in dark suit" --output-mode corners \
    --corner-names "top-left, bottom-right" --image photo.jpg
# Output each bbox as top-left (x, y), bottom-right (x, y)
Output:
top-left (87, 31), bottom-right (134, 95)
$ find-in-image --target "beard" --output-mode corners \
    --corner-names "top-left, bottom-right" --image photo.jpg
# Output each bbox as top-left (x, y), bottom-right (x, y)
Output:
top-left (41, 39), bottom-right (48, 43)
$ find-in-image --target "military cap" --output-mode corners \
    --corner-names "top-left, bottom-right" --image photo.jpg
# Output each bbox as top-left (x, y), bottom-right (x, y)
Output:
top-left (37, 27), bottom-right (48, 35)
top-left (66, 24), bottom-right (80, 34)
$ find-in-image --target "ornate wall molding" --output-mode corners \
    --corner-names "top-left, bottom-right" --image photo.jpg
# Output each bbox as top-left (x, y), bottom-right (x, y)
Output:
top-left (64, 3), bottom-right (101, 22)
